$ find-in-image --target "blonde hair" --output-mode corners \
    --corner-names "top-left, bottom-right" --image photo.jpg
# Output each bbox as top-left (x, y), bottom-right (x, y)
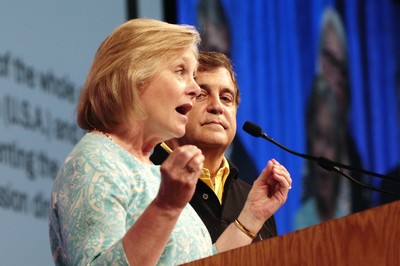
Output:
top-left (77, 18), bottom-right (200, 131)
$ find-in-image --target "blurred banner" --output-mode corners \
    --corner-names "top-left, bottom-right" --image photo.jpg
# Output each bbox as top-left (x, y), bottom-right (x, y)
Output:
top-left (0, 1), bottom-right (125, 265)
top-left (177, 0), bottom-right (400, 234)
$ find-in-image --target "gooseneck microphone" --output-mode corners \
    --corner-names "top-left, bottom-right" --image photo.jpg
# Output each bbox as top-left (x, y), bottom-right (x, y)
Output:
top-left (242, 121), bottom-right (400, 197)
top-left (243, 121), bottom-right (319, 163)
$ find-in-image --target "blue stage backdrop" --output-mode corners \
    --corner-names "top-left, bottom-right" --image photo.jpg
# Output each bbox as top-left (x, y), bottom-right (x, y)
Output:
top-left (177, 0), bottom-right (400, 234)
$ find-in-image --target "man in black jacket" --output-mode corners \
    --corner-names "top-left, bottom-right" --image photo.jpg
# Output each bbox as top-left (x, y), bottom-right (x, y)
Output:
top-left (150, 51), bottom-right (277, 243)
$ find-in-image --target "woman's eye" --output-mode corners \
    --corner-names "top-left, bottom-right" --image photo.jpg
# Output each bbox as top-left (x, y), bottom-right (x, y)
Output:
top-left (176, 67), bottom-right (184, 76)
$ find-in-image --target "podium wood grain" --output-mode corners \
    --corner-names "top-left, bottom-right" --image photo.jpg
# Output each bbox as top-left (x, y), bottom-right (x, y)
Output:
top-left (183, 200), bottom-right (400, 266)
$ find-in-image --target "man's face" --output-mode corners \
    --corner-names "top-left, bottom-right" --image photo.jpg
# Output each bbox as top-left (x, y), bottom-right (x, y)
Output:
top-left (177, 67), bottom-right (237, 151)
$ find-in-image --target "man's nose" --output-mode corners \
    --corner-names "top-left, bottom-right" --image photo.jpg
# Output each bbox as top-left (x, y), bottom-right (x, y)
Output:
top-left (207, 96), bottom-right (223, 114)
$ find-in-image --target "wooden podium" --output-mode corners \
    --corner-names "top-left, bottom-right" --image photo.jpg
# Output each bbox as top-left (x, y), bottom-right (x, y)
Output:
top-left (183, 200), bottom-right (400, 265)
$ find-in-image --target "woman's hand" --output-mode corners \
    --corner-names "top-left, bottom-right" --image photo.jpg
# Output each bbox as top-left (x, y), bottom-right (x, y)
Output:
top-left (155, 145), bottom-right (204, 210)
top-left (123, 145), bottom-right (204, 266)
top-left (239, 159), bottom-right (292, 232)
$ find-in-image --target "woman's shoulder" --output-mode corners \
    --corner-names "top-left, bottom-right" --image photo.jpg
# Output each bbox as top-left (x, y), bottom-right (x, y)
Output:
top-left (55, 133), bottom-right (134, 186)
top-left (69, 133), bottom-right (136, 166)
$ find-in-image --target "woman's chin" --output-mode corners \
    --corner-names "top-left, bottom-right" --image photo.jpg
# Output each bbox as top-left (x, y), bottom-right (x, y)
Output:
top-left (170, 125), bottom-right (186, 139)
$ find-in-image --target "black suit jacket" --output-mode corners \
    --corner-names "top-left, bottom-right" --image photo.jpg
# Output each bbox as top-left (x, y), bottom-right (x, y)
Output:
top-left (150, 144), bottom-right (277, 243)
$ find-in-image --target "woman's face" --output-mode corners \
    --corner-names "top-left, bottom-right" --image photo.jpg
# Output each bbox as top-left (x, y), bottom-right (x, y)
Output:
top-left (140, 49), bottom-right (200, 140)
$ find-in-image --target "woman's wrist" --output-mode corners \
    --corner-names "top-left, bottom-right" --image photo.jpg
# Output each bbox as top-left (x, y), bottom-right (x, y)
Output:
top-left (234, 219), bottom-right (257, 239)
top-left (151, 197), bottom-right (184, 219)
top-left (236, 210), bottom-right (264, 236)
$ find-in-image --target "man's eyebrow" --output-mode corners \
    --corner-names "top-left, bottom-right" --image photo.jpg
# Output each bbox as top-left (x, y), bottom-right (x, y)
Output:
top-left (220, 87), bottom-right (236, 95)
top-left (197, 83), bottom-right (211, 90)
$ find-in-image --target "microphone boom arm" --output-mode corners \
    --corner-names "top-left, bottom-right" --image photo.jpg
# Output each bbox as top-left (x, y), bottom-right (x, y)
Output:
top-left (243, 121), bottom-right (400, 197)
top-left (259, 132), bottom-right (400, 184)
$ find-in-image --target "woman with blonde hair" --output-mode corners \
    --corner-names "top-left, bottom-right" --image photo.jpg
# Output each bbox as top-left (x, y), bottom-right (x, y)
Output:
top-left (49, 18), bottom-right (292, 265)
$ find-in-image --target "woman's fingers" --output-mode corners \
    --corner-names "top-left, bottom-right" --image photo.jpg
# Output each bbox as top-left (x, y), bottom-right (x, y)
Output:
top-left (157, 145), bottom-right (204, 209)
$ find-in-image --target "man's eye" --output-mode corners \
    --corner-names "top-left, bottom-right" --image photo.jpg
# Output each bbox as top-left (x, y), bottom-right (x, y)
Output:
top-left (221, 95), bottom-right (234, 103)
top-left (196, 91), bottom-right (207, 100)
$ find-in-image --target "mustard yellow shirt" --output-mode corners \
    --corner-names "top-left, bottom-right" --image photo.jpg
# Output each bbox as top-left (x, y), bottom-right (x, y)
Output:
top-left (159, 142), bottom-right (230, 203)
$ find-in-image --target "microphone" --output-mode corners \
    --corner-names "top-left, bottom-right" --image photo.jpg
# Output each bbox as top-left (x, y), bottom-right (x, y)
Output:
top-left (242, 121), bottom-right (400, 197)
top-left (243, 121), bottom-right (317, 162)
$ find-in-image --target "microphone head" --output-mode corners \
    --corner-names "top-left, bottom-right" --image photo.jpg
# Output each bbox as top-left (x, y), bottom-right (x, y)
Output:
top-left (242, 121), bottom-right (263, 137)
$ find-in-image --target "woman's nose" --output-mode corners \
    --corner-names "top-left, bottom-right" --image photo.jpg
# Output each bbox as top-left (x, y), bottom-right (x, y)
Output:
top-left (188, 78), bottom-right (200, 99)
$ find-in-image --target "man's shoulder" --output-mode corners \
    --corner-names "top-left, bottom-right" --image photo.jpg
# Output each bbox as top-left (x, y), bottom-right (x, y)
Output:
top-left (226, 158), bottom-right (259, 188)
top-left (233, 177), bottom-right (252, 189)
top-left (226, 159), bottom-right (252, 186)
top-left (226, 170), bottom-right (252, 195)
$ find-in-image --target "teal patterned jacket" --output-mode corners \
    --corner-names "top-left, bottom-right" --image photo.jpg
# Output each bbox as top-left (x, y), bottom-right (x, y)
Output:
top-left (49, 133), bottom-right (215, 265)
